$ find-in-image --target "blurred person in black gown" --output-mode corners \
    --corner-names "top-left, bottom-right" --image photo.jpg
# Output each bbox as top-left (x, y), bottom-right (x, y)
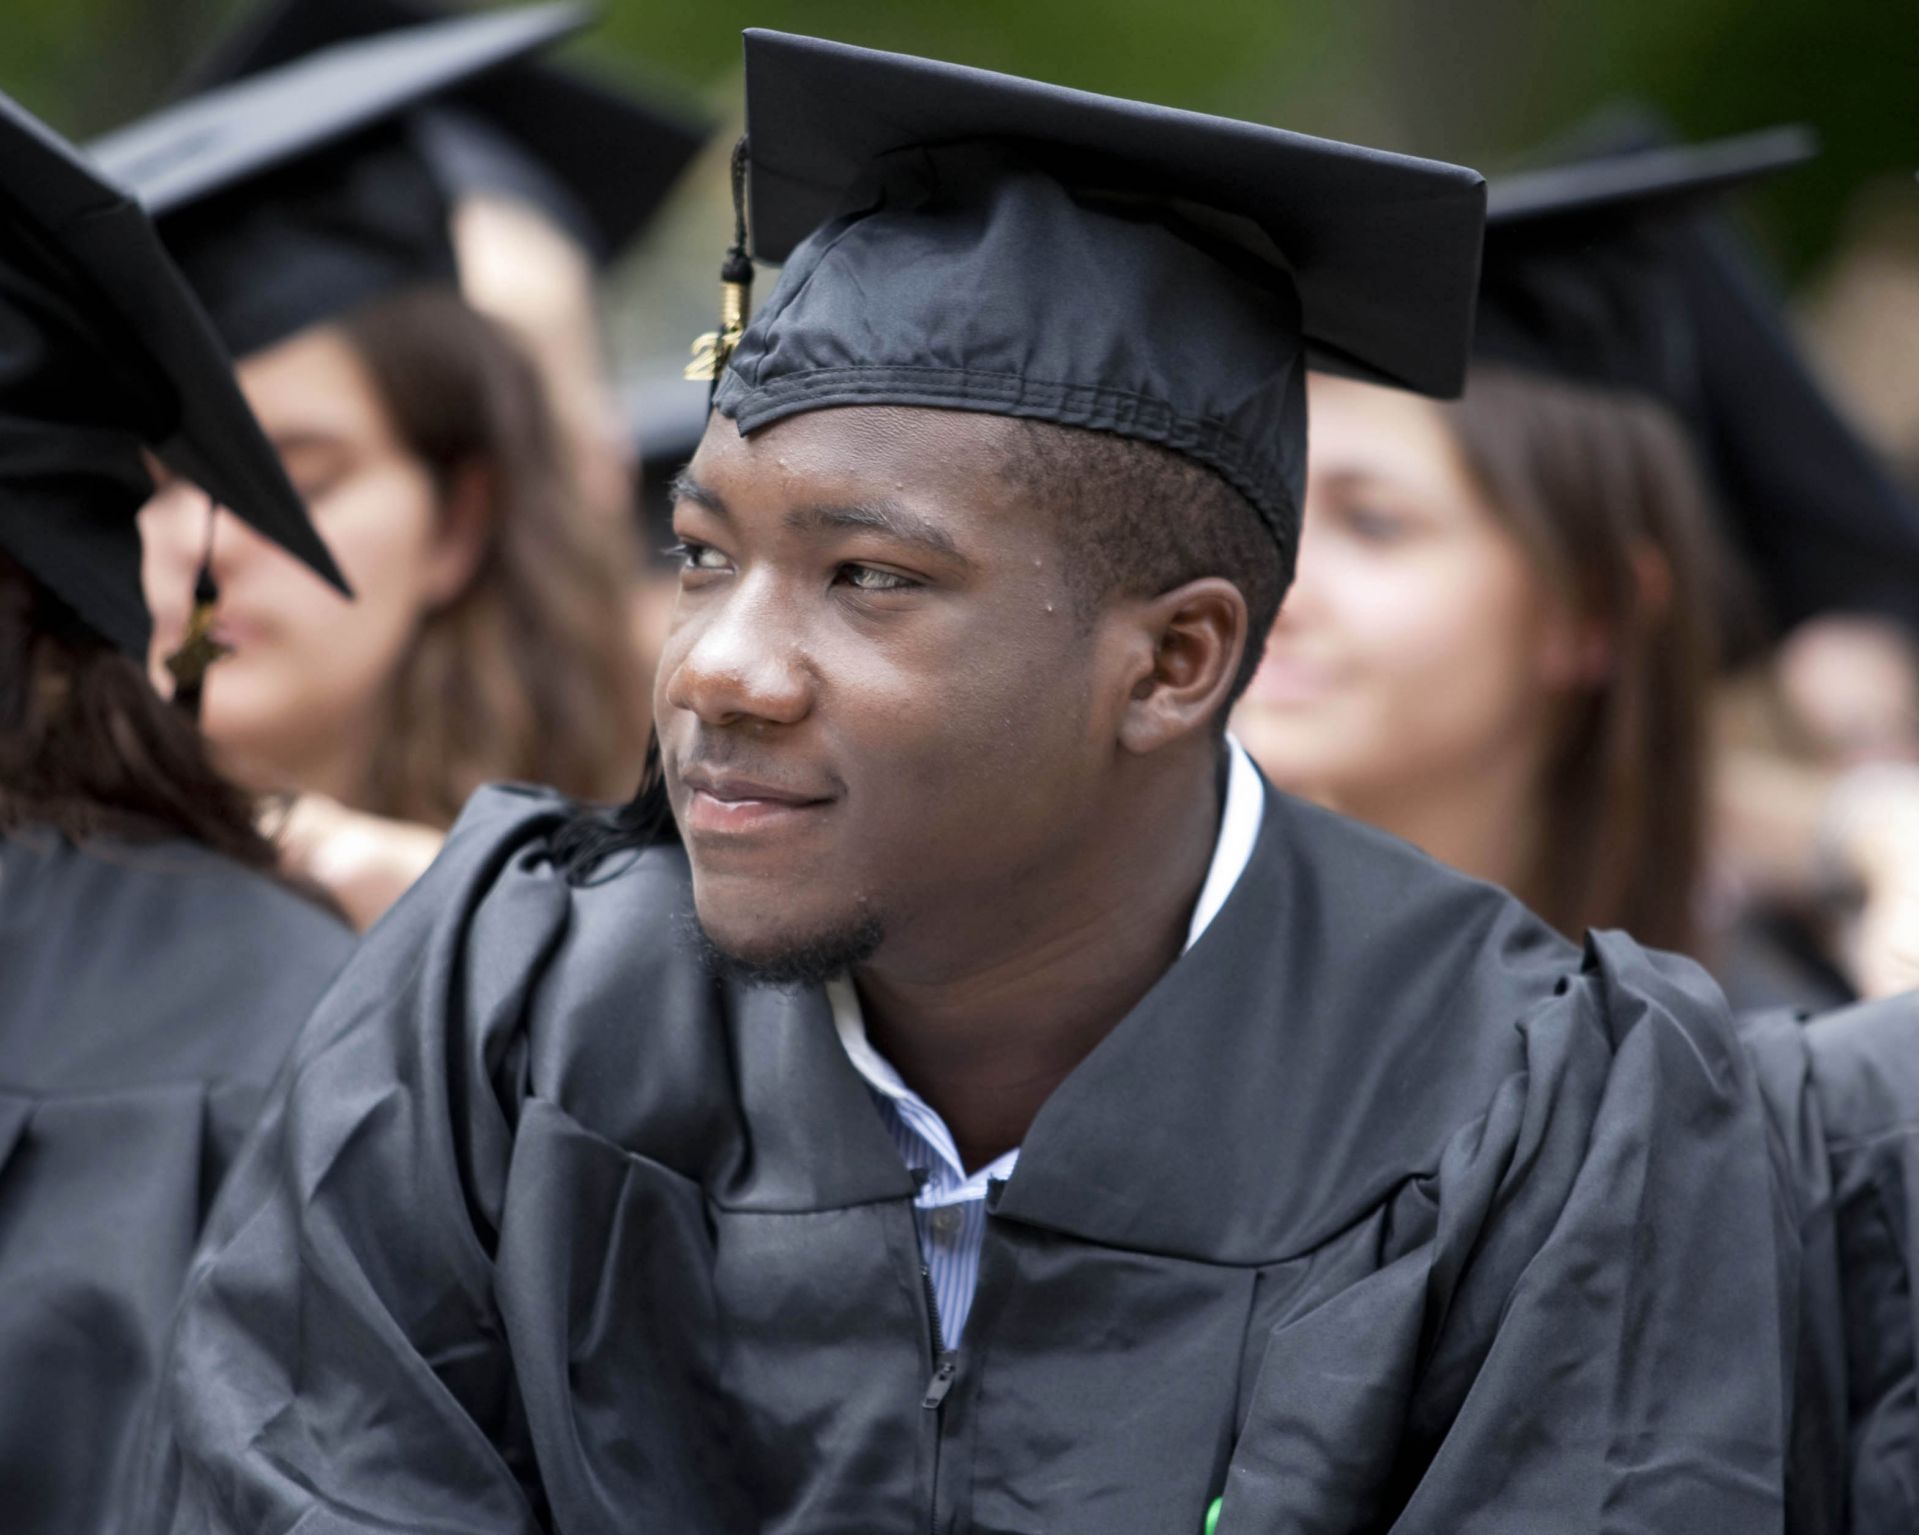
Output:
top-left (137, 34), bottom-right (1807, 1534)
top-left (1716, 643), bottom-right (1919, 1007)
top-left (1774, 614), bottom-right (1919, 767)
top-left (1710, 192), bottom-right (1919, 1005)
top-left (114, 5), bottom-right (656, 927)
top-left (0, 89), bottom-right (354, 1534)
top-left (1749, 173), bottom-right (1919, 791)
top-left (1228, 128), bottom-right (1919, 1527)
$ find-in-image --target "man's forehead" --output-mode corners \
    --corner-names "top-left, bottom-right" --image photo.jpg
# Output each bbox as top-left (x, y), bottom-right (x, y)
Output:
top-left (686, 405), bottom-right (1037, 546)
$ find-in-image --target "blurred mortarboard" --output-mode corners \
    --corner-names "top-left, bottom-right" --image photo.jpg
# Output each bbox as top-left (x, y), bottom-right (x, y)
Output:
top-left (1480, 123), bottom-right (1919, 638)
top-left (711, 31), bottom-right (1488, 566)
top-left (0, 89), bottom-right (342, 658)
top-left (1477, 126), bottom-right (1811, 401)
top-left (86, 2), bottom-right (589, 359)
top-left (171, 0), bottom-right (707, 266)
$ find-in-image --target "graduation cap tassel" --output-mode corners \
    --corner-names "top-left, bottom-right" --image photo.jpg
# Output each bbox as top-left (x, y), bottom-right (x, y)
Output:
top-left (684, 136), bottom-right (753, 399)
top-left (163, 509), bottom-right (232, 721)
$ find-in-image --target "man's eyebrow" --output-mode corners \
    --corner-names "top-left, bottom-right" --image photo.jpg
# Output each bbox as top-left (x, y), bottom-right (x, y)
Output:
top-left (669, 470), bottom-right (727, 518)
top-left (784, 501), bottom-right (970, 566)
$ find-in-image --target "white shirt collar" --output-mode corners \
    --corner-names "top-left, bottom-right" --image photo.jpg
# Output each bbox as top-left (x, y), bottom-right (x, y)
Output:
top-left (830, 735), bottom-right (1265, 1115)
top-left (1183, 733), bottom-right (1265, 952)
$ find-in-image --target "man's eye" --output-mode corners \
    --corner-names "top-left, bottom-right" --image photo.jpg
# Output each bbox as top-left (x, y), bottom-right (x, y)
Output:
top-left (839, 564), bottom-right (918, 593)
top-left (668, 541), bottom-right (731, 573)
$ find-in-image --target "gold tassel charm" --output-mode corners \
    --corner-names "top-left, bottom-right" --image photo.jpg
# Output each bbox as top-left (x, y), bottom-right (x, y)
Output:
top-left (683, 274), bottom-right (749, 383)
top-left (685, 136), bottom-right (754, 395)
top-left (165, 592), bottom-right (231, 694)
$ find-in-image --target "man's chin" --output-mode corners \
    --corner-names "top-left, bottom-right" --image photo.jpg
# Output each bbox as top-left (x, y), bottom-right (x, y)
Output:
top-left (681, 907), bottom-right (885, 990)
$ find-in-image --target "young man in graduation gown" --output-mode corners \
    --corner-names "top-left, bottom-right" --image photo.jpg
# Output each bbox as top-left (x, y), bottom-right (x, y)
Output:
top-left (0, 90), bottom-right (353, 1533)
top-left (142, 33), bottom-right (1801, 1534)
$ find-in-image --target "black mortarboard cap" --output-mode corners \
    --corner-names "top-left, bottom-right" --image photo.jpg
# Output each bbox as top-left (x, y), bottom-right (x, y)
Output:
top-left (86, 2), bottom-right (589, 359)
top-left (0, 89), bottom-right (342, 658)
top-left (1477, 127), bottom-right (1812, 401)
top-left (712, 32), bottom-right (1487, 567)
top-left (1481, 126), bottom-right (1919, 636)
top-left (173, 0), bottom-right (706, 266)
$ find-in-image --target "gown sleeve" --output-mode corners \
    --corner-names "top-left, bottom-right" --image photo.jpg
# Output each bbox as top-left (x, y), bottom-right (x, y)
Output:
top-left (1222, 933), bottom-right (1798, 1533)
top-left (1404, 935), bottom-right (1794, 1532)
top-left (1801, 992), bottom-right (1919, 1533)
top-left (0, 839), bottom-right (353, 1535)
top-left (132, 788), bottom-right (578, 1535)
top-left (1739, 991), bottom-right (1919, 1535)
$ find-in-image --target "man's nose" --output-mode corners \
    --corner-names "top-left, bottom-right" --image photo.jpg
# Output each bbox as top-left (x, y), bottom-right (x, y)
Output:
top-left (661, 578), bottom-right (813, 728)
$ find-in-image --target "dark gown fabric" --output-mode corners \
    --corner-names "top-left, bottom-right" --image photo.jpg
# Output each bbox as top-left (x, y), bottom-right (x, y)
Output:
top-left (0, 829), bottom-right (352, 1535)
top-left (138, 781), bottom-right (1798, 1534)
top-left (1741, 992), bottom-right (1919, 1534)
top-left (1718, 908), bottom-right (1858, 1018)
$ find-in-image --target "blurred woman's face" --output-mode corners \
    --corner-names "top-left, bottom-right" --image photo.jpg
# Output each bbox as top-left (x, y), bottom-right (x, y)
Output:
top-left (1235, 373), bottom-right (1579, 813)
top-left (141, 323), bottom-right (483, 801)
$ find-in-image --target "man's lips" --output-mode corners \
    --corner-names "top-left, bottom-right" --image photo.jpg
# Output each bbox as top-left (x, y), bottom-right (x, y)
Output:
top-left (678, 767), bottom-right (836, 836)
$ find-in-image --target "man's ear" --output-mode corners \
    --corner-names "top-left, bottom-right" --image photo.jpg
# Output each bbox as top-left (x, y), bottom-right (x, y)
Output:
top-left (422, 459), bottom-right (495, 609)
top-left (1112, 576), bottom-right (1248, 756)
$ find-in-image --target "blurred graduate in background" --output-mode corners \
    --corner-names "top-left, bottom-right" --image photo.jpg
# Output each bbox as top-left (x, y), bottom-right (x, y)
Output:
top-left (1234, 124), bottom-right (1919, 1007)
top-left (0, 89), bottom-right (353, 1532)
top-left (177, 0), bottom-right (709, 636)
top-left (113, 0), bottom-right (700, 926)
top-left (1225, 127), bottom-right (1919, 1525)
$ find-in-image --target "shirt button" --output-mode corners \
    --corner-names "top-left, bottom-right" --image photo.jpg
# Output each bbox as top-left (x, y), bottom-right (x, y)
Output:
top-left (930, 1207), bottom-right (962, 1238)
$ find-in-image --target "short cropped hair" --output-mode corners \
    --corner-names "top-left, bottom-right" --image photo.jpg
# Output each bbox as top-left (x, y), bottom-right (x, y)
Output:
top-left (994, 419), bottom-right (1287, 704)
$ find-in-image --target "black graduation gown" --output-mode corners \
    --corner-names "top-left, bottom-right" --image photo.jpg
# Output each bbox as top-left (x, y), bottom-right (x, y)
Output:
top-left (1741, 992), bottom-right (1919, 1534)
top-left (0, 829), bottom-right (352, 1535)
top-left (140, 782), bottom-right (1797, 1533)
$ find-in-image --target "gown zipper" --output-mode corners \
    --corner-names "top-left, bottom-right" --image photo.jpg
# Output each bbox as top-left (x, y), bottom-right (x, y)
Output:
top-left (919, 1261), bottom-right (959, 1531)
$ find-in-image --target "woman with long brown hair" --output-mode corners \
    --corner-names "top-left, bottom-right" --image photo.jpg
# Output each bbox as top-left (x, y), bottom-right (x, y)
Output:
top-left (1237, 363), bottom-right (1728, 955)
top-left (0, 93), bottom-right (352, 1534)
top-left (143, 287), bottom-right (644, 829)
top-left (118, 6), bottom-right (651, 925)
top-left (1238, 128), bottom-right (1919, 985)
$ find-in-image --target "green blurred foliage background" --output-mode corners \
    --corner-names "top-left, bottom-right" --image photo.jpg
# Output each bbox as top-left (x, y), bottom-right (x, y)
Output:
top-left (6, 0), bottom-right (1911, 375)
